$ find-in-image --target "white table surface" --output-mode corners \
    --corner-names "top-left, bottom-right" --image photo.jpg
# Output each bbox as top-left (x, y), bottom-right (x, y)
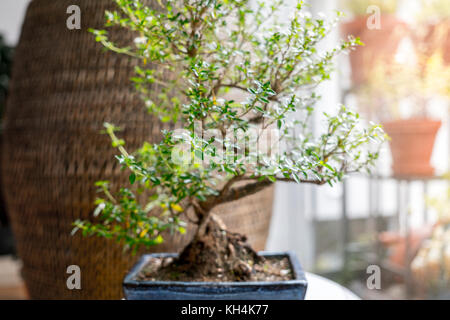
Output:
top-left (305, 272), bottom-right (360, 300)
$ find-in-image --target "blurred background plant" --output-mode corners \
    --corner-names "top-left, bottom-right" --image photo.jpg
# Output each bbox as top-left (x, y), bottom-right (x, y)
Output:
top-left (426, 172), bottom-right (450, 223)
top-left (352, 0), bottom-right (450, 121)
top-left (411, 172), bottom-right (450, 298)
top-left (418, 0), bottom-right (450, 22)
top-left (355, 49), bottom-right (450, 121)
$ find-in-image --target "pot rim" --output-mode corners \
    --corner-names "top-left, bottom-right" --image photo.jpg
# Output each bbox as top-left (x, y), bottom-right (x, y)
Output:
top-left (382, 118), bottom-right (442, 125)
top-left (123, 251), bottom-right (307, 288)
top-left (382, 118), bottom-right (442, 133)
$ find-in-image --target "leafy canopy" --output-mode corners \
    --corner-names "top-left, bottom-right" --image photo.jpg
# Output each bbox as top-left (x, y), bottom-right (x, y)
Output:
top-left (73, 0), bottom-right (386, 252)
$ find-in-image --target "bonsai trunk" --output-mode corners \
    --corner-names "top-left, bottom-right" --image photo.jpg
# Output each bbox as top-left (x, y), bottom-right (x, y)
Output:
top-left (159, 180), bottom-right (285, 280)
top-left (156, 178), bottom-right (322, 280)
top-left (174, 207), bottom-right (262, 281)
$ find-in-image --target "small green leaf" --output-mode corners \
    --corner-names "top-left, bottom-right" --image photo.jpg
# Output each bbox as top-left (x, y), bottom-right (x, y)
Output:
top-left (129, 173), bottom-right (136, 185)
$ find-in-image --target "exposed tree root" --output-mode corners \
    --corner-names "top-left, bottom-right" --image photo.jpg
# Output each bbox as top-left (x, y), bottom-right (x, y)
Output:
top-left (158, 214), bottom-right (263, 281)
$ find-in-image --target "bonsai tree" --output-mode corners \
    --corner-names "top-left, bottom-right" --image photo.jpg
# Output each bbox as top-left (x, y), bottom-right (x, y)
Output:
top-left (74, 0), bottom-right (386, 280)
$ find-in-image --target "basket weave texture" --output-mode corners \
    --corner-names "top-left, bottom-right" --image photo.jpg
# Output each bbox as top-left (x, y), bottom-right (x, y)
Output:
top-left (1, 0), bottom-right (274, 299)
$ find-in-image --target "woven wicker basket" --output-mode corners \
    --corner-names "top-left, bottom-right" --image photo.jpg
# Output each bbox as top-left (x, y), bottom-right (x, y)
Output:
top-left (1, 0), bottom-right (274, 299)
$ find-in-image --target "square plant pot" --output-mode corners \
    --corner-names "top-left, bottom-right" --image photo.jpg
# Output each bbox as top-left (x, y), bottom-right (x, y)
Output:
top-left (123, 251), bottom-right (307, 300)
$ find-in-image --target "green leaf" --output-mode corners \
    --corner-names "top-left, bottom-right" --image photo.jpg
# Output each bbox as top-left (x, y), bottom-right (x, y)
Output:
top-left (129, 173), bottom-right (136, 185)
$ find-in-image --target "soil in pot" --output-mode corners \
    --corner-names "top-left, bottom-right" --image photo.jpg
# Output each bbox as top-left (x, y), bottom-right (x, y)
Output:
top-left (136, 215), bottom-right (294, 283)
top-left (137, 255), bottom-right (293, 283)
top-left (383, 118), bottom-right (442, 177)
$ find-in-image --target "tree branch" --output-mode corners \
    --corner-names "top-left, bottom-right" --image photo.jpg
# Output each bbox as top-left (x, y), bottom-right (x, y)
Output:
top-left (276, 177), bottom-right (327, 185)
top-left (215, 176), bottom-right (326, 207)
top-left (220, 83), bottom-right (248, 92)
top-left (219, 180), bottom-right (274, 205)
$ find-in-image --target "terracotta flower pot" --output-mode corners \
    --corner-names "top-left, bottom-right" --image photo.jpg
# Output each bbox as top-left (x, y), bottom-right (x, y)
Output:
top-left (340, 15), bottom-right (409, 85)
top-left (383, 119), bottom-right (441, 177)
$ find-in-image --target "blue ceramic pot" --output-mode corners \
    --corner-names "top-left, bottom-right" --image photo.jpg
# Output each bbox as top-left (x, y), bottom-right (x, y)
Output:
top-left (123, 251), bottom-right (307, 300)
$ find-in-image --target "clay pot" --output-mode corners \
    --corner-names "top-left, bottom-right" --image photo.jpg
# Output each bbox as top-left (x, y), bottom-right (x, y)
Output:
top-left (341, 15), bottom-right (409, 85)
top-left (383, 119), bottom-right (442, 177)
